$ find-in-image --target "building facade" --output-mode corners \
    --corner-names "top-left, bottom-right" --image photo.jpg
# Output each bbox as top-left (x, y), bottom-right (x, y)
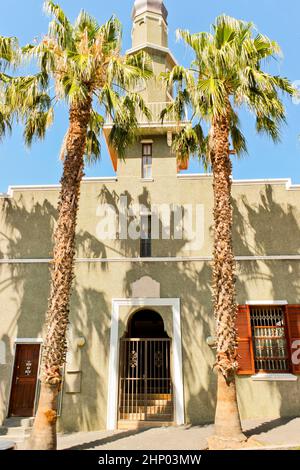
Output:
top-left (0, 0), bottom-right (300, 433)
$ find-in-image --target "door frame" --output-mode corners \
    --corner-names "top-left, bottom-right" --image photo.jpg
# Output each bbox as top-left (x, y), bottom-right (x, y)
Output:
top-left (7, 338), bottom-right (43, 418)
top-left (107, 298), bottom-right (184, 430)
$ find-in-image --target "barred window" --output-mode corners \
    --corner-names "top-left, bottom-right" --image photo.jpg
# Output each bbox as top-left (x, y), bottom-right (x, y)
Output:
top-left (250, 306), bottom-right (290, 373)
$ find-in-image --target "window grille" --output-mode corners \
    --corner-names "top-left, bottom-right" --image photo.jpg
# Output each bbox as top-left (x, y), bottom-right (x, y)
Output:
top-left (118, 339), bottom-right (173, 422)
top-left (250, 306), bottom-right (290, 373)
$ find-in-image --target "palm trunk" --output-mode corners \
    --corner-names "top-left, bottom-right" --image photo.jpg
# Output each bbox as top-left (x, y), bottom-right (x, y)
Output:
top-left (208, 109), bottom-right (246, 450)
top-left (27, 97), bottom-right (92, 450)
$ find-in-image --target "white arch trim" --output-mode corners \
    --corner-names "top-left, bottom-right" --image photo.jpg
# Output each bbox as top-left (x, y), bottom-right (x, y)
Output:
top-left (106, 298), bottom-right (184, 430)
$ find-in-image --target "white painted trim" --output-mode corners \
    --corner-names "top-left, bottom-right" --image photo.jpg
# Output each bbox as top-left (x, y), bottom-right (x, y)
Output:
top-left (126, 43), bottom-right (178, 66)
top-left (232, 177), bottom-right (300, 191)
top-left (140, 139), bottom-right (154, 144)
top-left (33, 345), bottom-right (44, 416)
top-left (236, 255), bottom-right (300, 261)
top-left (232, 178), bottom-right (291, 186)
top-left (106, 298), bottom-right (184, 430)
top-left (177, 173), bottom-right (213, 180)
top-left (251, 373), bottom-right (298, 382)
top-left (1, 175), bottom-right (299, 199)
top-left (103, 122), bottom-right (189, 130)
top-left (177, 174), bottom-right (300, 191)
top-left (1, 255), bottom-right (300, 265)
top-left (135, 13), bottom-right (167, 26)
top-left (0, 177), bottom-right (118, 198)
top-left (136, 122), bottom-right (188, 128)
top-left (246, 300), bottom-right (288, 306)
top-left (14, 338), bottom-right (43, 344)
top-left (0, 259), bottom-right (52, 264)
top-left (81, 177), bottom-right (117, 183)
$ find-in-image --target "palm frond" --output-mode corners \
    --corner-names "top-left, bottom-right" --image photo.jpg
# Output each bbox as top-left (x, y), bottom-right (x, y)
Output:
top-left (166, 14), bottom-right (294, 163)
top-left (230, 124), bottom-right (247, 156)
top-left (85, 111), bottom-right (104, 163)
top-left (23, 107), bottom-right (54, 146)
top-left (256, 115), bottom-right (281, 142)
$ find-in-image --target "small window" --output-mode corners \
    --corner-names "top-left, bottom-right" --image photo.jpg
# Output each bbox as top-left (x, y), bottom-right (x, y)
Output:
top-left (140, 214), bottom-right (151, 258)
top-left (142, 144), bottom-right (152, 179)
top-left (250, 306), bottom-right (290, 373)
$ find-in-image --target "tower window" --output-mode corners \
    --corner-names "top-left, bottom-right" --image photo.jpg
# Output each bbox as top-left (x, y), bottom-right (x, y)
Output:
top-left (142, 144), bottom-right (152, 179)
top-left (140, 214), bottom-right (151, 258)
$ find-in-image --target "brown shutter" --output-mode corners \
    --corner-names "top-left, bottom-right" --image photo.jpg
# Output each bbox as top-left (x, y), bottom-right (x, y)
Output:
top-left (286, 305), bottom-right (300, 375)
top-left (236, 305), bottom-right (255, 375)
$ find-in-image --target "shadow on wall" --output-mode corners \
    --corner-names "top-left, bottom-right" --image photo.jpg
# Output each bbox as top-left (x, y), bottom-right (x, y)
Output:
top-left (0, 195), bottom-right (110, 427)
top-left (232, 184), bottom-right (300, 420)
top-left (98, 185), bottom-right (204, 258)
top-left (98, 184), bottom-right (218, 424)
top-left (60, 284), bottom-right (110, 432)
top-left (0, 197), bottom-right (58, 337)
top-left (123, 260), bottom-right (217, 425)
top-left (233, 185), bottom-right (300, 295)
top-left (0, 197), bottom-right (57, 421)
top-left (61, 281), bottom-right (131, 432)
top-left (0, 334), bottom-right (13, 421)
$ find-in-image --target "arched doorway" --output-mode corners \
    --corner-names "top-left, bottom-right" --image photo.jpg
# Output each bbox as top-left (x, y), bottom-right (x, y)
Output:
top-left (118, 309), bottom-right (173, 427)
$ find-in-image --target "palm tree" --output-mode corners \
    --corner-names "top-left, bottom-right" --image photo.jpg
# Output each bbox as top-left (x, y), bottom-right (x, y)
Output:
top-left (161, 15), bottom-right (294, 449)
top-left (20, 1), bottom-right (152, 450)
top-left (1, 35), bottom-right (55, 148)
top-left (0, 35), bottom-right (19, 138)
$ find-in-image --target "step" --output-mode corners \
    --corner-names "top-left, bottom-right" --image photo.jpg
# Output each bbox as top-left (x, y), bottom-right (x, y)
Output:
top-left (119, 413), bottom-right (173, 421)
top-left (121, 394), bottom-right (172, 401)
top-left (120, 395), bottom-right (172, 400)
top-left (120, 400), bottom-right (173, 407)
top-left (119, 405), bottom-right (173, 414)
top-left (0, 416), bottom-right (34, 440)
top-left (4, 417), bottom-right (34, 429)
top-left (0, 426), bottom-right (32, 439)
top-left (118, 420), bottom-right (174, 430)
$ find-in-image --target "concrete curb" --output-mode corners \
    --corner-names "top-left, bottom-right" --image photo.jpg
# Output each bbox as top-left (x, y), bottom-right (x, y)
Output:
top-left (239, 443), bottom-right (300, 451)
top-left (0, 440), bottom-right (16, 450)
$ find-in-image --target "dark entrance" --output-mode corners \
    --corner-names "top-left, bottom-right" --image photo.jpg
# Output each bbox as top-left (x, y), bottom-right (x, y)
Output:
top-left (8, 343), bottom-right (40, 417)
top-left (118, 309), bottom-right (173, 424)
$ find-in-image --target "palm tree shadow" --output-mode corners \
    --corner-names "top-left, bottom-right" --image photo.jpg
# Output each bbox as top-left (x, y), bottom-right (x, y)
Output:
top-left (64, 427), bottom-right (152, 450)
top-left (0, 194), bottom-right (112, 430)
top-left (232, 184), bottom-right (300, 420)
top-left (244, 416), bottom-right (295, 437)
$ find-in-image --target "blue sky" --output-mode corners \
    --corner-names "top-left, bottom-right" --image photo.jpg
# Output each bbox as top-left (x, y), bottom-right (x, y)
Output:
top-left (0, 0), bottom-right (299, 192)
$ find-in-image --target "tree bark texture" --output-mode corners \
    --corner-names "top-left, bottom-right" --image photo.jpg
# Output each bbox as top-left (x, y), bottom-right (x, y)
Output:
top-left (208, 106), bottom-right (246, 448)
top-left (28, 97), bottom-right (92, 450)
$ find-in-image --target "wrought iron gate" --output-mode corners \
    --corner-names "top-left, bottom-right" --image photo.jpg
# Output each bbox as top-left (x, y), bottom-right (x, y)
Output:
top-left (118, 338), bottom-right (173, 422)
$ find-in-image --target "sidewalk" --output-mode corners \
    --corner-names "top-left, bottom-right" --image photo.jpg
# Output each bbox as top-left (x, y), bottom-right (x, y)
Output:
top-left (1, 417), bottom-right (299, 450)
top-left (56, 417), bottom-right (300, 450)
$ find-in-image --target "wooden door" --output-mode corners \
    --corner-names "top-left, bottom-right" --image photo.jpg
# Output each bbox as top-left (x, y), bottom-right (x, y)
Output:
top-left (9, 344), bottom-right (40, 417)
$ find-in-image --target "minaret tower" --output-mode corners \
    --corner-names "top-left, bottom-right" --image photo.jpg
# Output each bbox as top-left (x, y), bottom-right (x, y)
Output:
top-left (129, 0), bottom-right (176, 104)
top-left (104, 0), bottom-right (188, 173)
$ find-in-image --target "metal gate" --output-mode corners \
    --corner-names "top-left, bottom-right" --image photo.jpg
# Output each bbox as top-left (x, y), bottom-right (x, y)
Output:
top-left (118, 338), bottom-right (173, 422)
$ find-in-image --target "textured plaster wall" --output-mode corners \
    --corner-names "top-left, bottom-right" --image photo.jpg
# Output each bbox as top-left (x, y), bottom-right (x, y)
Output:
top-left (0, 155), bottom-right (300, 429)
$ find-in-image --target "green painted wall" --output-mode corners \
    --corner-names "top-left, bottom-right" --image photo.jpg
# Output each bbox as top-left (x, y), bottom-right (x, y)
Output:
top-left (0, 151), bottom-right (299, 430)
top-left (0, 1), bottom-right (299, 433)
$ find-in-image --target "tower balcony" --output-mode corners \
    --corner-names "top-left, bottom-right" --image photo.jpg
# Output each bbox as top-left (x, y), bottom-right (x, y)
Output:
top-left (103, 101), bottom-right (190, 172)
top-left (104, 101), bottom-right (189, 135)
